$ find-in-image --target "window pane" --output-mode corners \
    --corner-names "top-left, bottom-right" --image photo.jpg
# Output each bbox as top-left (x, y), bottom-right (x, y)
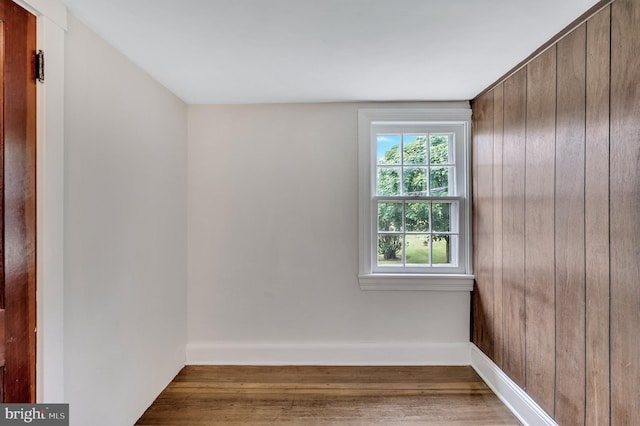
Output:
top-left (378, 234), bottom-right (403, 265)
top-left (405, 202), bottom-right (430, 232)
top-left (430, 134), bottom-right (450, 164)
top-left (403, 167), bottom-right (427, 195)
top-left (378, 202), bottom-right (403, 232)
top-left (432, 235), bottom-right (458, 266)
top-left (403, 134), bottom-right (427, 165)
top-left (405, 234), bottom-right (430, 265)
top-left (377, 167), bottom-right (400, 196)
top-left (429, 166), bottom-right (450, 195)
top-left (377, 135), bottom-right (401, 165)
top-left (432, 202), bottom-right (451, 232)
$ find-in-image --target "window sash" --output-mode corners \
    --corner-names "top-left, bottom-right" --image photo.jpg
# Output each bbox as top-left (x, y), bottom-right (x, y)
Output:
top-left (369, 123), bottom-right (467, 274)
top-left (371, 198), bottom-right (465, 274)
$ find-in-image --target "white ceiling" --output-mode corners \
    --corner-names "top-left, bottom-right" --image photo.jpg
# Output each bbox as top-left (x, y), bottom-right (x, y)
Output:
top-left (61, 0), bottom-right (599, 104)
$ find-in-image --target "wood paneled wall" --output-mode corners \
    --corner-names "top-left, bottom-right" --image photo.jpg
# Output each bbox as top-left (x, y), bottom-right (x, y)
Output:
top-left (471, 1), bottom-right (640, 423)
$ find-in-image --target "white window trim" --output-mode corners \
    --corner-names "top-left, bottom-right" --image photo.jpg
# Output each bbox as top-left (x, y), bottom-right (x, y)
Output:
top-left (358, 106), bottom-right (474, 291)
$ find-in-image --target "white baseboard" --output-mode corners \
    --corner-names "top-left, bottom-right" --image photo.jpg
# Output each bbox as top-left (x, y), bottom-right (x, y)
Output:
top-left (186, 342), bottom-right (471, 366)
top-left (469, 344), bottom-right (558, 426)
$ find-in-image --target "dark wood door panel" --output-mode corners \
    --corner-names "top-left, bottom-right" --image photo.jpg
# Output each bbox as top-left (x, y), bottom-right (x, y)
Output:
top-left (0, 0), bottom-right (37, 403)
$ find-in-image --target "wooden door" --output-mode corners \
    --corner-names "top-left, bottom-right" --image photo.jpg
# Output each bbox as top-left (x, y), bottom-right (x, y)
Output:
top-left (0, 0), bottom-right (37, 403)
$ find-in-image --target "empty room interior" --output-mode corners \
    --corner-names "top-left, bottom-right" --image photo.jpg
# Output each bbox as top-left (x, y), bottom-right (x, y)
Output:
top-left (7, 0), bottom-right (638, 424)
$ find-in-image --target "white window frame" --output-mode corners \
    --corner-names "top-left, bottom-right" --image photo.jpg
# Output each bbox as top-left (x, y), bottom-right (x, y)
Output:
top-left (358, 107), bottom-right (474, 291)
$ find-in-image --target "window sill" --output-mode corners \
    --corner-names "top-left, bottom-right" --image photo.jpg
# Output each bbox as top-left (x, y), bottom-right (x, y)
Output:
top-left (357, 274), bottom-right (474, 291)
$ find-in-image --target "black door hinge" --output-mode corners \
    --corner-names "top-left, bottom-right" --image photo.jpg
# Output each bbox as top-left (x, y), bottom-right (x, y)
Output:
top-left (35, 50), bottom-right (44, 83)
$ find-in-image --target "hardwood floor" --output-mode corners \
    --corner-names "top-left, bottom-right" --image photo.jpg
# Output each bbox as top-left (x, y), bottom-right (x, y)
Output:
top-left (136, 366), bottom-right (520, 425)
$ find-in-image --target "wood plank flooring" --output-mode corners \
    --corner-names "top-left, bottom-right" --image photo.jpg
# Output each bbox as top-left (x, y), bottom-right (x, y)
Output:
top-left (136, 366), bottom-right (520, 425)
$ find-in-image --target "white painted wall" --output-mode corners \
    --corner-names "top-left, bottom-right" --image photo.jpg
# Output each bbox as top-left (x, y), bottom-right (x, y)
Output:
top-left (36, 15), bottom-right (66, 402)
top-left (187, 103), bottom-right (471, 364)
top-left (64, 15), bottom-right (187, 426)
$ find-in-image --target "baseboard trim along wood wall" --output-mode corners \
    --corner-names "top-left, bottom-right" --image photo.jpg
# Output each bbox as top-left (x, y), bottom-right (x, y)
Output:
top-left (470, 344), bottom-right (557, 426)
top-left (186, 342), bottom-right (471, 366)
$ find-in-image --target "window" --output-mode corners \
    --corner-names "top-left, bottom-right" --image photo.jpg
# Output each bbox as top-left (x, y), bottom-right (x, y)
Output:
top-left (358, 107), bottom-right (474, 290)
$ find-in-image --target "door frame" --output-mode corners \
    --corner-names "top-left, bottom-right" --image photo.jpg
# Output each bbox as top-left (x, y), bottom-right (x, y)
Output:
top-left (11, 0), bottom-right (65, 403)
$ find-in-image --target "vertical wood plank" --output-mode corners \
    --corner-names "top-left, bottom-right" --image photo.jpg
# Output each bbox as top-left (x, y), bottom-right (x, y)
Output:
top-left (555, 24), bottom-right (587, 425)
top-left (610, 0), bottom-right (640, 423)
top-left (472, 91), bottom-right (494, 357)
top-left (524, 46), bottom-right (557, 416)
top-left (501, 69), bottom-right (527, 388)
top-left (492, 84), bottom-right (504, 369)
top-left (585, 7), bottom-right (611, 426)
